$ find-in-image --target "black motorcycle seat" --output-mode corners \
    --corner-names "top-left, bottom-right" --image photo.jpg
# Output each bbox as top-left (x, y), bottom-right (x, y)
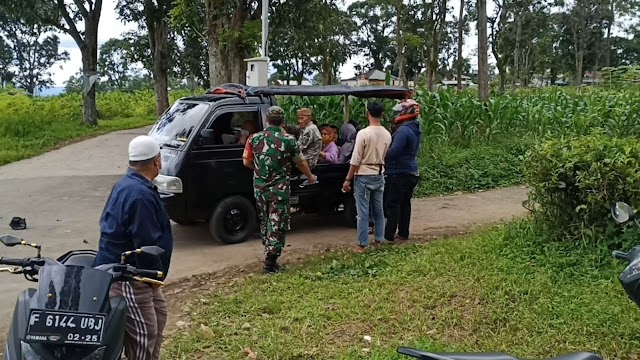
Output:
top-left (61, 254), bottom-right (96, 268)
top-left (396, 348), bottom-right (602, 360)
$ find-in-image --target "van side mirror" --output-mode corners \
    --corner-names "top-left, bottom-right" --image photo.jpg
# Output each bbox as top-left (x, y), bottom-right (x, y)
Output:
top-left (200, 129), bottom-right (214, 139)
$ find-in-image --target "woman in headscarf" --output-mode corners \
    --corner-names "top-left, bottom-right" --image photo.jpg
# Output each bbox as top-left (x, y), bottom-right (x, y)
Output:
top-left (337, 122), bottom-right (357, 163)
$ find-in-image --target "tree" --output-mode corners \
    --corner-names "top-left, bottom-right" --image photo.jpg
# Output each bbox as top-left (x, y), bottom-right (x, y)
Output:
top-left (171, 0), bottom-right (261, 86)
top-left (559, 0), bottom-right (609, 84)
top-left (117, 0), bottom-right (173, 115)
top-left (0, 0), bottom-right (103, 125)
top-left (0, 38), bottom-right (14, 87)
top-left (98, 38), bottom-right (132, 90)
top-left (269, 0), bottom-right (316, 84)
top-left (349, 0), bottom-right (395, 71)
top-left (477, 0), bottom-right (489, 101)
top-left (457, 0), bottom-right (465, 89)
top-left (0, 16), bottom-right (70, 95)
top-left (310, 0), bottom-right (357, 85)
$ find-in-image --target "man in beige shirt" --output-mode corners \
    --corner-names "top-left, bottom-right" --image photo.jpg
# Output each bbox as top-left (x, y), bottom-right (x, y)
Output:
top-left (342, 101), bottom-right (392, 252)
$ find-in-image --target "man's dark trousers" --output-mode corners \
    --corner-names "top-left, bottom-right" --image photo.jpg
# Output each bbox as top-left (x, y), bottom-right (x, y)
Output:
top-left (384, 174), bottom-right (419, 241)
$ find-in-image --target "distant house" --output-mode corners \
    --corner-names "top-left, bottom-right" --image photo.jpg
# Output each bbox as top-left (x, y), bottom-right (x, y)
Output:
top-left (582, 71), bottom-right (602, 85)
top-left (271, 78), bottom-right (314, 86)
top-left (340, 69), bottom-right (403, 86)
top-left (436, 75), bottom-right (476, 89)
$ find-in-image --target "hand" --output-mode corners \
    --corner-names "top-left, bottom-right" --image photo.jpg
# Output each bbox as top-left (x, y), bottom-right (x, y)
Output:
top-left (342, 180), bottom-right (351, 192)
top-left (307, 174), bottom-right (317, 185)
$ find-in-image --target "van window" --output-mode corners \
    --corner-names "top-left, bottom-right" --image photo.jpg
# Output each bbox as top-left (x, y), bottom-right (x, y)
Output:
top-left (205, 110), bottom-right (261, 146)
top-left (149, 101), bottom-right (210, 149)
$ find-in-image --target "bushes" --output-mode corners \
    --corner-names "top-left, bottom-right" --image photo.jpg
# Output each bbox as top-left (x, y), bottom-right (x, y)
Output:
top-left (523, 131), bottom-right (640, 246)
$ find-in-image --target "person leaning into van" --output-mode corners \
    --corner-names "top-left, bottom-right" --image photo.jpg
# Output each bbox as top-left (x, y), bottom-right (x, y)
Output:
top-left (296, 108), bottom-right (323, 169)
top-left (242, 106), bottom-right (317, 273)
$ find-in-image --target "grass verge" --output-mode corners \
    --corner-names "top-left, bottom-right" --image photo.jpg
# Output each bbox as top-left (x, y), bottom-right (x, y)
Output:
top-left (0, 116), bottom-right (156, 166)
top-left (415, 139), bottom-right (529, 197)
top-left (163, 220), bottom-right (640, 360)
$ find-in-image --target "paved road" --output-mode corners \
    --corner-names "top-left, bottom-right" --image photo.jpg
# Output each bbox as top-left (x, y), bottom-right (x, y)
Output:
top-left (0, 126), bottom-right (530, 343)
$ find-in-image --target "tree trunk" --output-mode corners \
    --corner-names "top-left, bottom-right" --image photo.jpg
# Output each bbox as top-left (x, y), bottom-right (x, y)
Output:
top-left (395, 0), bottom-right (406, 86)
top-left (605, 0), bottom-right (614, 67)
top-left (205, 0), bottom-right (230, 86)
top-left (457, 0), bottom-right (464, 90)
top-left (229, 1), bottom-right (249, 84)
top-left (477, 0), bottom-right (489, 102)
top-left (81, 19), bottom-right (99, 126)
top-left (147, 10), bottom-right (170, 115)
top-left (428, 0), bottom-right (447, 92)
top-left (81, 46), bottom-right (98, 126)
top-left (513, 16), bottom-right (522, 86)
top-left (571, 13), bottom-right (585, 86)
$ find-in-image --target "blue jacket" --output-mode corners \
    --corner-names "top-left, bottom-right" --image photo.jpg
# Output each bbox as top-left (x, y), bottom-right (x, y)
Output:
top-left (93, 168), bottom-right (174, 278)
top-left (385, 119), bottom-right (422, 176)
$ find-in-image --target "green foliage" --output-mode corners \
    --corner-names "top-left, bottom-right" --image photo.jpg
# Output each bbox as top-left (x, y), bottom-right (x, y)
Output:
top-left (279, 86), bottom-right (640, 147)
top-left (601, 65), bottom-right (640, 84)
top-left (0, 89), bottom-right (191, 165)
top-left (417, 140), bottom-right (529, 196)
top-left (162, 221), bottom-right (640, 359)
top-left (523, 131), bottom-right (640, 245)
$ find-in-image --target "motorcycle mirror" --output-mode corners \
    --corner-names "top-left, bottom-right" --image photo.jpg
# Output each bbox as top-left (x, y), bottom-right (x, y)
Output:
top-left (612, 201), bottom-right (635, 224)
top-left (139, 246), bottom-right (165, 257)
top-left (0, 234), bottom-right (23, 247)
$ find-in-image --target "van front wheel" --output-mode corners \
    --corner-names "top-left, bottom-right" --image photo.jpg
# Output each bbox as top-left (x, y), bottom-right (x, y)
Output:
top-left (209, 196), bottom-right (257, 245)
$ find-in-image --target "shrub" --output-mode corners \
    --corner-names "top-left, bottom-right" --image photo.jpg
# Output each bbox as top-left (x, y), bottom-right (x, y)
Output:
top-left (522, 130), bottom-right (640, 246)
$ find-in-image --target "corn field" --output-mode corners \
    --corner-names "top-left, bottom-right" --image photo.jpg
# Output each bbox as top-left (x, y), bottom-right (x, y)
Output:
top-left (278, 86), bottom-right (640, 146)
top-left (2, 86), bottom-right (640, 147)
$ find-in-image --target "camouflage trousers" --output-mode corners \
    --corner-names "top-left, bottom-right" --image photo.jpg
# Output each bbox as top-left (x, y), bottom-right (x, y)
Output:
top-left (254, 187), bottom-right (290, 257)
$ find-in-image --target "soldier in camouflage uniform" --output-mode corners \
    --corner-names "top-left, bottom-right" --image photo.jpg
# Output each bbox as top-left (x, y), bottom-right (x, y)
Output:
top-left (296, 108), bottom-right (323, 169)
top-left (242, 106), bottom-right (317, 273)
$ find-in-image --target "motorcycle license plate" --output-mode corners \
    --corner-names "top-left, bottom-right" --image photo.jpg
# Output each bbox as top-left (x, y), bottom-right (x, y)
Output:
top-left (24, 309), bottom-right (106, 346)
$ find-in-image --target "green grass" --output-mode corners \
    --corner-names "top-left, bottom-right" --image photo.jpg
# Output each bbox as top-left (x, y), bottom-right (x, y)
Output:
top-left (0, 115), bottom-right (156, 166)
top-left (163, 220), bottom-right (640, 360)
top-left (416, 139), bottom-right (529, 196)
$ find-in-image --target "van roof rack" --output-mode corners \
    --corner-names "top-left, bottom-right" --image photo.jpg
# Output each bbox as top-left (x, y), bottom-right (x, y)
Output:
top-left (205, 83), bottom-right (248, 97)
top-left (204, 83), bottom-right (412, 100)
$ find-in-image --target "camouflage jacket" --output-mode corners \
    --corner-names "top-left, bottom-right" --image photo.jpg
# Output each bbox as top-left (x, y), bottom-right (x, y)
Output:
top-left (243, 126), bottom-right (304, 195)
top-left (297, 123), bottom-right (322, 169)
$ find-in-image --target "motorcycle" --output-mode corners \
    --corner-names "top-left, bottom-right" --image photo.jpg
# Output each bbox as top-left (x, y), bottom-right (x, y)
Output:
top-left (0, 233), bottom-right (165, 360)
top-left (396, 200), bottom-right (640, 360)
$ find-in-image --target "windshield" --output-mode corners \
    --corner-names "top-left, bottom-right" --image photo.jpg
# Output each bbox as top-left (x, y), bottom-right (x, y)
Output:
top-left (149, 101), bottom-right (211, 149)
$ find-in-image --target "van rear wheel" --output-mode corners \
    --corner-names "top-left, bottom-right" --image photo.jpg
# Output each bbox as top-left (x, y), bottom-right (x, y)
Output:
top-left (209, 196), bottom-right (257, 245)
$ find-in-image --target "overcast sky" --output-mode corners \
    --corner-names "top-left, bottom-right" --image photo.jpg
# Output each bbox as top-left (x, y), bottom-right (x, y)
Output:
top-left (51, 0), bottom-right (495, 86)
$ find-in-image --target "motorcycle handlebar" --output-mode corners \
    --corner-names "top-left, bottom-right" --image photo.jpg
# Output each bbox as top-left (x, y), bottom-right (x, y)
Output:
top-left (134, 269), bottom-right (164, 280)
top-left (0, 257), bottom-right (29, 267)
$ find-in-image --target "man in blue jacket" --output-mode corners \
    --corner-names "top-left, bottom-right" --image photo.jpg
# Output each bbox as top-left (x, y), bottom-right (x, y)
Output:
top-left (384, 99), bottom-right (422, 242)
top-left (93, 135), bottom-right (173, 360)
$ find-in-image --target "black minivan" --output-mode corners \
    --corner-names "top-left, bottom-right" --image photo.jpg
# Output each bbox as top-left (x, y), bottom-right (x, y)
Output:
top-left (149, 84), bottom-right (411, 245)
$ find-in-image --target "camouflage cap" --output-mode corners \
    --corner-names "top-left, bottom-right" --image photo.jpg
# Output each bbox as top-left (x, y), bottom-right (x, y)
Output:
top-left (267, 106), bottom-right (285, 120)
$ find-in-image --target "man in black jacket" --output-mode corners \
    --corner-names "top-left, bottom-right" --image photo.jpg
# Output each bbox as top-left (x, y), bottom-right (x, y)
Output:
top-left (384, 99), bottom-right (423, 242)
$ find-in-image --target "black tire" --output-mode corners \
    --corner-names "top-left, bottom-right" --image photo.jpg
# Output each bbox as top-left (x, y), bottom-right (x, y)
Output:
top-left (343, 196), bottom-right (357, 228)
top-left (208, 196), bottom-right (257, 245)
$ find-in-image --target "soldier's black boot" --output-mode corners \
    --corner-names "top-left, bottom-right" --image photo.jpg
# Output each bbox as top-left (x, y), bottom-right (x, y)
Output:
top-left (263, 253), bottom-right (282, 274)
